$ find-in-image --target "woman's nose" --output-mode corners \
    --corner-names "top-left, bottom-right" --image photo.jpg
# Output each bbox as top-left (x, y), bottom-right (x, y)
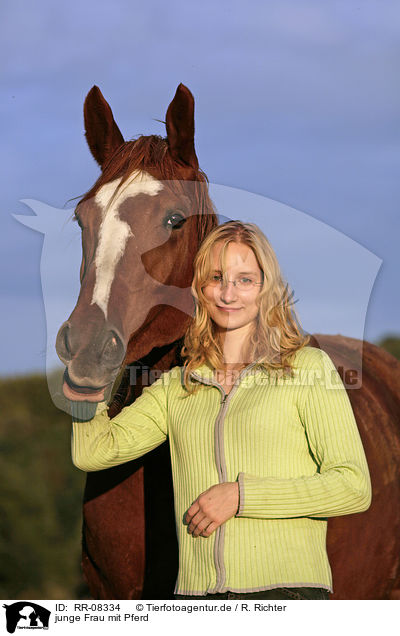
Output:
top-left (219, 280), bottom-right (237, 303)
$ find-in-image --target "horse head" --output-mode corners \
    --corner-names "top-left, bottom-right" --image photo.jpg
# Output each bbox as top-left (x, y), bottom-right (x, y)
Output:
top-left (56, 84), bottom-right (217, 402)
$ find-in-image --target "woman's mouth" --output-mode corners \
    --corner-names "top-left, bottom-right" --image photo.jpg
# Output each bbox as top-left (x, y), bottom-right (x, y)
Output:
top-left (216, 306), bottom-right (242, 312)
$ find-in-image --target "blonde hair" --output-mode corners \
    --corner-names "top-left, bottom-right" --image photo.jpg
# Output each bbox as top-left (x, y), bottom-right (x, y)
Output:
top-left (181, 221), bottom-right (309, 390)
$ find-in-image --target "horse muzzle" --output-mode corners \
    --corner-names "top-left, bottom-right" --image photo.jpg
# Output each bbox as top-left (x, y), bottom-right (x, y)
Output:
top-left (56, 320), bottom-right (126, 401)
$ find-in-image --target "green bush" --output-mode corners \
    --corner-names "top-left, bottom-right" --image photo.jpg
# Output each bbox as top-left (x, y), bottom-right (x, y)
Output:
top-left (0, 374), bottom-right (87, 599)
top-left (376, 335), bottom-right (400, 360)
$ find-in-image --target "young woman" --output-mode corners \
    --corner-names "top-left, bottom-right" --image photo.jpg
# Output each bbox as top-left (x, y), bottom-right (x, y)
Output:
top-left (72, 221), bottom-right (371, 600)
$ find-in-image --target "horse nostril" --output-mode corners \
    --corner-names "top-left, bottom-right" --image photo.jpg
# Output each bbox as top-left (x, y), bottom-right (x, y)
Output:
top-left (102, 330), bottom-right (125, 366)
top-left (56, 321), bottom-right (72, 364)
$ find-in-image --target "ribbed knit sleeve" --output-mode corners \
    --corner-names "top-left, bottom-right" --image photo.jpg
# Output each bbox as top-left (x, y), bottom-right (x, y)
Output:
top-left (71, 373), bottom-right (169, 472)
top-left (237, 351), bottom-right (372, 519)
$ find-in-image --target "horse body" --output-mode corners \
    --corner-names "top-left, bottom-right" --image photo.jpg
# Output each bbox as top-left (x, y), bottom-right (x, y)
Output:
top-left (311, 334), bottom-right (400, 599)
top-left (57, 85), bottom-right (400, 599)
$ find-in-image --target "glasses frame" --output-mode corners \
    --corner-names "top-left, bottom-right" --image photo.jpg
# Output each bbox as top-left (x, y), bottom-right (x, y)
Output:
top-left (205, 275), bottom-right (264, 291)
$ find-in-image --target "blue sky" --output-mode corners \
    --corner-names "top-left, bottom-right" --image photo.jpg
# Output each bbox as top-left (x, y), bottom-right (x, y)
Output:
top-left (1, 0), bottom-right (399, 375)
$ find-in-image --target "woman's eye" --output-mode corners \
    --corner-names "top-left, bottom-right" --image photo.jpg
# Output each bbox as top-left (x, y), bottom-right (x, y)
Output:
top-left (211, 274), bottom-right (223, 282)
top-left (164, 212), bottom-right (186, 230)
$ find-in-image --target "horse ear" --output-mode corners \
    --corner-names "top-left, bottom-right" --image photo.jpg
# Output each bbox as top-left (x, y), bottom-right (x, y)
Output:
top-left (84, 86), bottom-right (125, 169)
top-left (166, 84), bottom-right (199, 171)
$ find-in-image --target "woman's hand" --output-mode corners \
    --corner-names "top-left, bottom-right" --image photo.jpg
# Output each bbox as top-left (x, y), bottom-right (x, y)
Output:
top-left (185, 482), bottom-right (239, 538)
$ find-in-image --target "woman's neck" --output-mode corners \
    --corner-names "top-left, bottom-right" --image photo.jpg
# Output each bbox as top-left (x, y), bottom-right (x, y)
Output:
top-left (216, 324), bottom-right (254, 369)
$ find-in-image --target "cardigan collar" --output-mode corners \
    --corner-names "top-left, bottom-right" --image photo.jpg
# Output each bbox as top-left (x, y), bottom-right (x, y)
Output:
top-left (189, 360), bottom-right (263, 386)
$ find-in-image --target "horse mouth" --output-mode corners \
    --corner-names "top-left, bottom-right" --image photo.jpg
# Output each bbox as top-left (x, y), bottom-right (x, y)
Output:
top-left (63, 371), bottom-right (106, 402)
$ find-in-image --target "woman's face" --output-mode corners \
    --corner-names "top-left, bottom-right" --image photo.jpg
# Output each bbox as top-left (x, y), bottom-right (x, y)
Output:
top-left (202, 241), bottom-right (263, 336)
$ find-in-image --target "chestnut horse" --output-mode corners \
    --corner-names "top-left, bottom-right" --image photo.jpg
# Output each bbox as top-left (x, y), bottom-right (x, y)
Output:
top-left (57, 84), bottom-right (400, 599)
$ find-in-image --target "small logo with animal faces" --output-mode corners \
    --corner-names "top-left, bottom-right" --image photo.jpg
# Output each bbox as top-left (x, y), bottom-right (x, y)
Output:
top-left (2, 602), bottom-right (51, 633)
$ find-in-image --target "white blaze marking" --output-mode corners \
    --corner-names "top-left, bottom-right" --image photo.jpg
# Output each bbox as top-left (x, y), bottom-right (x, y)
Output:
top-left (91, 170), bottom-right (163, 318)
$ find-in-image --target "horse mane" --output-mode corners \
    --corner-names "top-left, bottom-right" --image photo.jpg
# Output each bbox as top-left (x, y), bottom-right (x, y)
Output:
top-left (80, 135), bottom-right (218, 240)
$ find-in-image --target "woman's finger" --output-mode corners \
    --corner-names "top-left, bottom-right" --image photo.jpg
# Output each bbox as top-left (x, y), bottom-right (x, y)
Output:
top-left (185, 501), bottom-right (200, 525)
top-left (187, 510), bottom-right (206, 534)
top-left (201, 522), bottom-right (218, 538)
top-left (191, 516), bottom-right (213, 538)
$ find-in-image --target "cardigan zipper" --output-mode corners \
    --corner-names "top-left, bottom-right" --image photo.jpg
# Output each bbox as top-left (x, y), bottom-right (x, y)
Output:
top-left (190, 363), bottom-right (258, 592)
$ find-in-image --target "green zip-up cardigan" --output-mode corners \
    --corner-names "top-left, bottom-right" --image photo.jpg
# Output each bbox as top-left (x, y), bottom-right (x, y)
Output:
top-left (72, 346), bottom-right (371, 595)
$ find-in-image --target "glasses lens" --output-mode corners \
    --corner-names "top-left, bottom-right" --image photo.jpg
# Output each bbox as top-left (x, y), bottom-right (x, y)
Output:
top-left (236, 277), bottom-right (255, 290)
top-left (208, 274), bottom-right (222, 286)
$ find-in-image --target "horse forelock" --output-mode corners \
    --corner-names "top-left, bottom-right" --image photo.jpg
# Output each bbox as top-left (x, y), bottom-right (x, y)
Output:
top-left (81, 135), bottom-right (213, 207)
top-left (81, 135), bottom-right (186, 201)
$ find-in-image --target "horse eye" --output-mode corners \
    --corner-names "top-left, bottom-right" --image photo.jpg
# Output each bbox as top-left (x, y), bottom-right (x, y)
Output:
top-left (164, 212), bottom-right (186, 230)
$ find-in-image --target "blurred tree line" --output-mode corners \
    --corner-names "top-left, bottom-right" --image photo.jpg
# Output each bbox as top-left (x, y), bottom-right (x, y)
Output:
top-left (0, 335), bottom-right (399, 600)
top-left (377, 335), bottom-right (400, 360)
top-left (0, 374), bottom-right (87, 599)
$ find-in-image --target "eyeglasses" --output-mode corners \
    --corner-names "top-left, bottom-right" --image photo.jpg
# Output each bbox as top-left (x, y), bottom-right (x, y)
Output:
top-left (206, 274), bottom-right (263, 291)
